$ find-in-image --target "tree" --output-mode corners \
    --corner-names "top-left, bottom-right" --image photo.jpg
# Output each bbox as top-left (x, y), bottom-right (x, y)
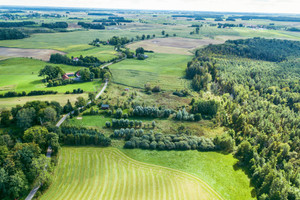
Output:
top-left (152, 121), bottom-right (156, 129)
top-left (16, 108), bottom-right (36, 129)
top-left (39, 65), bottom-right (65, 80)
top-left (0, 110), bottom-right (11, 126)
top-left (88, 92), bottom-right (96, 102)
top-left (116, 108), bottom-right (123, 119)
top-left (43, 107), bottom-right (57, 123)
top-left (161, 30), bottom-right (165, 35)
top-left (135, 47), bottom-right (144, 56)
top-left (63, 100), bottom-right (73, 113)
top-left (8, 170), bottom-right (28, 199)
top-left (75, 97), bottom-right (86, 108)
top-left (79, 68), bottom-right (92, 82)
top-left (30, 155), bottom-right (51, 184)
top-left (23, 126), bottom-right (48, 151)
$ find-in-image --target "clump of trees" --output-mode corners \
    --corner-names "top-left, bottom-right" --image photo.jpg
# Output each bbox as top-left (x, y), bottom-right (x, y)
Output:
top-left (122, 131), bottom-right (224, 151)
top-left (42, 22), bottom-right (68, 29)
top-left (0, 29), bottom-right (27, 40)
top-left (60, 125), bottom-right (111, 146)
top-left (132, 106), bottom-right (174, 118)
top-left (50, 53), bottom-right (105, 67)
top-left (0, 126), bottom-right (59, 199)
top-left (78, 22), bottom-right (105, 29)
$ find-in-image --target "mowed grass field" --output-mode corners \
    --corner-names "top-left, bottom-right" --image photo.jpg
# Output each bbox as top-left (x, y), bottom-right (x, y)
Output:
top-left (41, 147), bottom-right (222, 200)
top-left (121, 149), bottom-right (255, 200)
top-left (0, 58), bottom-right (103, 94)
top-left (110, 53), bottom-right (192, 90)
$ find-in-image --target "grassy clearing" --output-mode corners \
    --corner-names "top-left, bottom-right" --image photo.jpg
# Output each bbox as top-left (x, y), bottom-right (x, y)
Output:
top-left (41, 147), bottom-right (222, 200)
top-left (0, 93), bottom-right (87, 110)
top-left (110, 53), bottom-right (192, 90)
top-left (0, 58), bottom-right (103, 94)
top-left (121, 148), bottom-right (255, 200)
top-left (66, 113), bottom-right (224, 138)
top-left (62, 44), bottom-right (119, 62)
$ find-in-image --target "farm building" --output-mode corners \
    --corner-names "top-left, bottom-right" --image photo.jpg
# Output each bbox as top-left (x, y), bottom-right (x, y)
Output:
top-left (73, 57), bottom-right (79, 62)
top-left (124, 88), bottom-right (129, 91)
top-left (101, 104), bottom-right (110, 110)
top-left (62, 73), bottom-right (75, 80)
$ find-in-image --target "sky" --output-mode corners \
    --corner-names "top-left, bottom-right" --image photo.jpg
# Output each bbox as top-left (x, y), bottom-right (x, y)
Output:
top-left (1, 0), bottom-right (299, 14)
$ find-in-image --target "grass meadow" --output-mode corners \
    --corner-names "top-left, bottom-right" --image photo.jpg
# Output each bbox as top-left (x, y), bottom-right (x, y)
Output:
top-left (40, 147), bottom-right (222, 200)
top-left (110, 53), bottom-right (192, 90)
top-left (121, 148), bottom-right (255, 200)
top-left (0, 58), bottom-right (104, 94)
top-left (0, 93), bottom-right (88, 110)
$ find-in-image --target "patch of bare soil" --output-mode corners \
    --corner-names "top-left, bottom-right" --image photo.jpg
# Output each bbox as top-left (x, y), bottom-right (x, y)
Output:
top-left (0, 47), bottom-right (66, 61)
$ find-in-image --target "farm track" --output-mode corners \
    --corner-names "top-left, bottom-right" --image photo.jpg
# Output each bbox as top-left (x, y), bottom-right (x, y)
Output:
top-left (40, 147), bottom-right (223, 200)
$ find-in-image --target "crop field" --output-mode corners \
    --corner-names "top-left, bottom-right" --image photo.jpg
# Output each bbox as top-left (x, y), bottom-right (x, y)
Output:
top-left (122, 149), bottom-right (255, 200)
top-left (0, 58), bottom-right (103, 94)
top-left (41, 147), bottom-right (222, 200)
top-left (126, 37), bottom-right (225, 55)
top-left (110, 53), bottom-right (192, 90)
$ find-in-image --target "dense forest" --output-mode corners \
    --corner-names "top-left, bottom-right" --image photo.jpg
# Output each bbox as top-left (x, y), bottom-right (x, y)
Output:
top-left (202, 38), bottom-right (300, 62)
top-left (186, 37), bottom-right (300, 200)
top-left (0, 29), bottom-right (27, 40)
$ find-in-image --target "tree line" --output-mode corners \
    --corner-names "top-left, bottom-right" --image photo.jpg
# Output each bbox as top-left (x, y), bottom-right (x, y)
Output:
top-left (0, 90), bottom-right (57, 98)
top-left (0, 21), bottom-right (35, 27)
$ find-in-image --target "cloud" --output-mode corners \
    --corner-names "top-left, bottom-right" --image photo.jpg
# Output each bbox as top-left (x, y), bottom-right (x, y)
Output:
top-left (1, 0), bottom-right (300, 14)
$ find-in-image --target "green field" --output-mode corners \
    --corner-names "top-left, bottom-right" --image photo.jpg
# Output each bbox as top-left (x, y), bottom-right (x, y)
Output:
top-left (110, 53), bottom-right (192, 90)
top-left (41, 147), bottom-right (222, 200)
top-left (0, 58), bottom-right (103, 94)
top-left (121, 149), bottom-right (255, 200)
top-left (0, 25), bottom-right (298, 50)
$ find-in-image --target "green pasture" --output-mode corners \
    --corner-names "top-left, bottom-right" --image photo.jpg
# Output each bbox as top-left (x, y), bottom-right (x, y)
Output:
top-left (121, 148), bottom-right (255, 200)
top-left (110, 53), bottom-right (192, 90)
top-left (40, 147), bottom-right (222, 200)
top-left (62, 44), bottom-right (119, 62)
top-left (0, 58), bottom-right (103, 94)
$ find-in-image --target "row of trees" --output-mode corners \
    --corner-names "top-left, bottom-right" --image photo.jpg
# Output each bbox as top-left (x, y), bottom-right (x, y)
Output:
top-left (0, 90), bottom-right (57, 98)
top-left (123, 131), bottom-right (234, 151)
top-left (60, 125), bottom-right (111, 146)
top-left (0, 21), bottom-right (35, 27)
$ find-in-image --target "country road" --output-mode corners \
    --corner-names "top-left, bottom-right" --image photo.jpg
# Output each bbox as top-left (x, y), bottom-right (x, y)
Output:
top-left (25, 147), bottom-right (52, 200)
top-left (25, 54), bottom-right (122, 200)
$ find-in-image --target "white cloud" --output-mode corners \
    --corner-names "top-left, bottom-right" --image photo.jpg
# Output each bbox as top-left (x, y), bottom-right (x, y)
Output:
top-left (1, 0), bottom-right (299, 14)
